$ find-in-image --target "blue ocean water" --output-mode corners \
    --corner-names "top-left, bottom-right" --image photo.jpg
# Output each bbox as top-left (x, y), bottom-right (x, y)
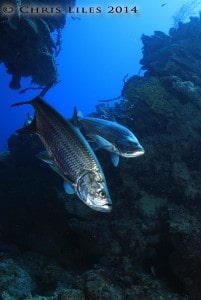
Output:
top-left (0, 0), bottom-right (199, 151)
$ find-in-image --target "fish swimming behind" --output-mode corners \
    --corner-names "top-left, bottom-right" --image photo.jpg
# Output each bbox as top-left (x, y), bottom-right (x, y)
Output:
top-left (76, 112), bottom-right (145, 167)
top-left (11, 96), bottom-right (112, 212)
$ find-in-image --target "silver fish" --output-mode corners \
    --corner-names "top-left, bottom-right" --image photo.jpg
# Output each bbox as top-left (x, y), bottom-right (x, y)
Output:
top-left (77, 113), bottom-right (145, 167)
top-left (12, 97), bottom-right (112, 212)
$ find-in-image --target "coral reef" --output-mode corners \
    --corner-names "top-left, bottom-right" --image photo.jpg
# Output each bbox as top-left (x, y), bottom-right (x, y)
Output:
top-left (172, 0), bottom-right (201, 28)
top-left (0, 0), bottom-right (75, 88)
top-left (0, 259), bottom-right (34, 298)
top-left (1, 13), bottom-right (201, 300)
top-left (140, 12), bottom-right (201, 83)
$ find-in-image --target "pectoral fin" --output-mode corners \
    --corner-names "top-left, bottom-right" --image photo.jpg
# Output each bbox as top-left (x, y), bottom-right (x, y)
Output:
top-left (37, 151), bottom-right (75, 184)
top-left (63, 181), bottom-right (75, 194)
top-left (111, 153), bottom-right (119, 167)
top-left (36, 151), bottom-right (54, 165)
top-left (95, 135), bottom-right (114, 151)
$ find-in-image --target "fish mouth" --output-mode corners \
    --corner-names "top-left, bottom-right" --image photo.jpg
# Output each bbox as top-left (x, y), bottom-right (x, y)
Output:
top-left (123, 148), bottom-right (145, 158)
top-left (91, 203), bottom-right (112, 212)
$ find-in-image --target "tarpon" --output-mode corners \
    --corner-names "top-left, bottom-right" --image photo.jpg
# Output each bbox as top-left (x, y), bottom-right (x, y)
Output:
top-left (11, 96), bottom-right (112, 212)
top-left (77, 113), bottom-right (145, 167)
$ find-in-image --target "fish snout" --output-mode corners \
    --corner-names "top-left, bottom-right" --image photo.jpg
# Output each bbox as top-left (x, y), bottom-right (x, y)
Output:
top-left (87, 191), bottom-right (112, 212)
top-left (77, 171), bottom-right (112, 212)
top-left (122, 144), bottom-right (145, 157)
top-left (132, 146), bottom-right (145, 157)
top-left (91, 203), bottom-right (112, 212)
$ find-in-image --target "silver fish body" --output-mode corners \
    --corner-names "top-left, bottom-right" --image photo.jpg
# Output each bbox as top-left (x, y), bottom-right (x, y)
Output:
top-left (79, 117), bottom-right (145, 158)
top-left (12, 97), bottom-right (112, 212)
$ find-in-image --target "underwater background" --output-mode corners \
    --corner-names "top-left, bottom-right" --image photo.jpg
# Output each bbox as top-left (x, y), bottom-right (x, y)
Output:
top-left (0, 0), bottom-right (193, 151)
top-left (1, 0), bottom-right (201, 299)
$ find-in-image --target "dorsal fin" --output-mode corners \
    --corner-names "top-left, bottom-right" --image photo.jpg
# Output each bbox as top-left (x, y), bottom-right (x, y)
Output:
top-left (11, 99), bottom-right (32, 107)
top-left (11, 95), bottom-right (44, 108)
top-left (72, 106), bottom-right (79, 127)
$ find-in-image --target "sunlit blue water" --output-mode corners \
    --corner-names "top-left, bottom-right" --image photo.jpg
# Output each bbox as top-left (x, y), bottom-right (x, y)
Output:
top-left (0, 0), bottom-right (200, 151)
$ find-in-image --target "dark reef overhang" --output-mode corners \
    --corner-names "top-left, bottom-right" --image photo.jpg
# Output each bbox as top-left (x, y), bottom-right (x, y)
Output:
top-left (0, 0), bottom-right (76, 89)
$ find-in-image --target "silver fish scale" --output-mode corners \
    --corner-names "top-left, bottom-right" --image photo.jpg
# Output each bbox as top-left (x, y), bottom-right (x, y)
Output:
top-left (34, 100), bottom-right (101, 184)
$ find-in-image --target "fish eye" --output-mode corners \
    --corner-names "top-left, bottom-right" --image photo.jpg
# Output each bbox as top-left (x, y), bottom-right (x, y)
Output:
top-left (98, 190), bottom-right (106, 198)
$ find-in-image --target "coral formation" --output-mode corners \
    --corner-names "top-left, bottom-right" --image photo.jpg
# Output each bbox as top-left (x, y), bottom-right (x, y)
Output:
top-left (140, 12), bottom-right (201, 82)
top-left (172, 0), bottom-right (201, 28)
top-left (0, 0), bottom-right (75, 88)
